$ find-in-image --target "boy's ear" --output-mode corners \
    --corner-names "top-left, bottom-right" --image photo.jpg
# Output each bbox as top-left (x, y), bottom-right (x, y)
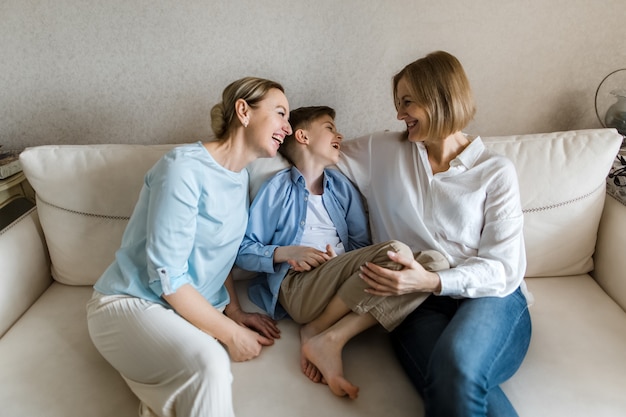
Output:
top-left (294, 128), bottom-right (308, 144)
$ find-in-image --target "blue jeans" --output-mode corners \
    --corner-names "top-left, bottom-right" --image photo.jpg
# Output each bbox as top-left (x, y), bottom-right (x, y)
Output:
top-left (390, 287), bottom-right (531, 417)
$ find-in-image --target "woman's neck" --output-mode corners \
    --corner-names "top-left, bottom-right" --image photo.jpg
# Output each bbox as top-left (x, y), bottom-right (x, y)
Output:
top-left (424, 131), bottom-right (470, 174)
top-left (203, 134), bottom-right (252, 172)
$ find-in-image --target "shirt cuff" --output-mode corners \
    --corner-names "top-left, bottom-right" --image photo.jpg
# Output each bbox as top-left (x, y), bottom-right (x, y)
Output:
top-left (435, 268), bottom-right (464, 297)
top-left (259, 245), bottom-right (279, 272)
top-left (148, 267), bottom-right (189, 297)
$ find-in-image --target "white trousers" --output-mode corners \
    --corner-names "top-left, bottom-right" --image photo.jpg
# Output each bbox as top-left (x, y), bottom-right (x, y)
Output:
top-left (86, 291), bottom-right (235, 417)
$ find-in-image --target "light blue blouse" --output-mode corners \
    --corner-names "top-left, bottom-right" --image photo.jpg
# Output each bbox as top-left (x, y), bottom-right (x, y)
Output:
top-left (94, 142), bottom-right (249, 310)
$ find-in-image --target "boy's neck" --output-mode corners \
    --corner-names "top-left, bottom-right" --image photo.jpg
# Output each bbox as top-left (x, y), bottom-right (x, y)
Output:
top-left (295, 162), bottom-right (326, 195)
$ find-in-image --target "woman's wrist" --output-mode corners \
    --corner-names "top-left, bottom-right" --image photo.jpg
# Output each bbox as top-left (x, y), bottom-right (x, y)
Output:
top-left (429, 271), bottom-right (443, 294)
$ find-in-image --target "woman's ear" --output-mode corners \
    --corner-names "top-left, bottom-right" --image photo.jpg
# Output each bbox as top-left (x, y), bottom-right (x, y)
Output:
top-left (294, 128), bottom-right (308, 144)
top-left (235, 98), bottom-right (250, 127)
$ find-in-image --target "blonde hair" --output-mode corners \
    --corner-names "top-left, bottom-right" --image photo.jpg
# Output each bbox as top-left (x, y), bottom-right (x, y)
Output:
top-left (393, 51), bottom-right (476, 139)
top-left (210, 77), bottom-right (285, 140)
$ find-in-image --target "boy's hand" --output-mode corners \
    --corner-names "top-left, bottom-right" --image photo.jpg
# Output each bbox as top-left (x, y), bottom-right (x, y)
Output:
top-left (226, 307), bottom-right (281, 340)
top-left (275, 246), bottom-right (331, 272)
top-left (325, 244), bottom-right (338, 259)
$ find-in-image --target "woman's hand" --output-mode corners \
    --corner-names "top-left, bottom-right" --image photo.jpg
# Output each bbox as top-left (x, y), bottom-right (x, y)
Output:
top-left (275, 245), bottom-right (332, 272)
top-left (164, 284), bottom-right (275, 362)
top-left (225, 306), bottom-right (281, 340)
top-left (360, 250), bottom-right (442, 296)
top-left (225, 325), bottom-right (274, 362)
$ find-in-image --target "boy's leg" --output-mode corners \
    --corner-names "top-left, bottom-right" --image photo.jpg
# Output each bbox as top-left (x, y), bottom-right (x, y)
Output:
top-left (279, 240), bottom-right (411, 388)
top-left (301, 310), bottom-right (377, 399)
top-left (336, 248), bottom-right (449, 331)
top-left (301, 249), bottom-right (445, 400)
top-left (297, 246), bottom-right (447, 333)
top-left (279, 240), bottom-right (412, 324)
top-left (295, 242), bottom-right (448, 397)
top-left (299, 292), bottom-right (378, 386)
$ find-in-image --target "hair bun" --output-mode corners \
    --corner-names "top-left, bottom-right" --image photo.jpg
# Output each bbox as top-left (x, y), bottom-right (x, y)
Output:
top-left (210, 103), bottom-right (227, 138)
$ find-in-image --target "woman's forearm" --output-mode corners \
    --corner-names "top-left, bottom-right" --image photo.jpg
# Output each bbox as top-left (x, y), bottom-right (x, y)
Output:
top-left (163, 284), bottom-right (239, 344)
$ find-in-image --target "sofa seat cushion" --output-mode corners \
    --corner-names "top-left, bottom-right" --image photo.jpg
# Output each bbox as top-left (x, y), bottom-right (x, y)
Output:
top-left (505, 275), bottom-right (626, 416)
top-left (0, 280), bottom-right (422, 417)
top-left (3, 274), bottom-right (626, 417)
top-left (0, 283), bottom-right (138, 417)
top-left (0, 207), bottom-right (51, 337)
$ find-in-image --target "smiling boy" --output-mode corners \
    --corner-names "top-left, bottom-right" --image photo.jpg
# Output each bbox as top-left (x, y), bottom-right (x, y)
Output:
top-left (236, 106), bottom-right (448, 400)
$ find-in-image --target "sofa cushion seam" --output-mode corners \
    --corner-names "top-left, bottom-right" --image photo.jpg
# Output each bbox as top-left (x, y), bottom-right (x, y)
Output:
top-left (522, 183), bottom-right (604, 214)
top-left (37, 196), bottom-right (131, 221)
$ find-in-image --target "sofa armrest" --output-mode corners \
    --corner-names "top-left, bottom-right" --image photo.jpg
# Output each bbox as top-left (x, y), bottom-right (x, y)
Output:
top-left (593, 195), bottom-right (626, 312)
top-left (0, 204), bottom-right (52, 337)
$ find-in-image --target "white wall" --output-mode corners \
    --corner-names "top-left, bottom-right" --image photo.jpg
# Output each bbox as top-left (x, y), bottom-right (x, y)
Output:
top-left (1, 0), bottom-right (625, 148)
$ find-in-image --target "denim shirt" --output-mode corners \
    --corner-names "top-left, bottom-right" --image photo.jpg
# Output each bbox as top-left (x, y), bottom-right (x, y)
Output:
top-left (236, 166), bottom-right (370, 319)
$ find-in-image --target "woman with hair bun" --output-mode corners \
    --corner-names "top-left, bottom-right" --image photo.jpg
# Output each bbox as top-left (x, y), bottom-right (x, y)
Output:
top-left (87, 77), bottom-right (291, 417)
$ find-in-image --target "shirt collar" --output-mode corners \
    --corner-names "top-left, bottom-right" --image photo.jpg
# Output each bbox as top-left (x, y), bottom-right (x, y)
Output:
top-left (415, 135), bottom-right (485, 174)
top-left (452, 135), bottom-right (484, 169)
top-left (288, 165), bottom-right (333, 189)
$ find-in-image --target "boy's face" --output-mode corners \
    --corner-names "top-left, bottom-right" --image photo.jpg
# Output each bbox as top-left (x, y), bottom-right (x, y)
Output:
top-left (303, 114), bottom-right (343, 166)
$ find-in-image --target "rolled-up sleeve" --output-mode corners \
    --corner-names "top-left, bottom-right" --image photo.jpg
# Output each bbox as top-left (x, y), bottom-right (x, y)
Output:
top-left (145, 156), bottom-right (200, 297)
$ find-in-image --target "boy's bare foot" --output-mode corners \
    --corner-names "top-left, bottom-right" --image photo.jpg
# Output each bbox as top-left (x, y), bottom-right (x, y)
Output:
top-left (300, 324), bottom-right (324, 383)
top-left (301, 330), bottom-right (359, 399)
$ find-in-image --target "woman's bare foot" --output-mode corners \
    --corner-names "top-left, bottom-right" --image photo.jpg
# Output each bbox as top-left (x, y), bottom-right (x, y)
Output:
top-left (301, 330), bottom-right (359, 399)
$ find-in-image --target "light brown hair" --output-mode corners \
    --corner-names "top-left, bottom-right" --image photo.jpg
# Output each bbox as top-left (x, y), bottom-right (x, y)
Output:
top-left (210, 77), bottom-right (285, 140)
top-left (393, 51), bottom-right (476, 139)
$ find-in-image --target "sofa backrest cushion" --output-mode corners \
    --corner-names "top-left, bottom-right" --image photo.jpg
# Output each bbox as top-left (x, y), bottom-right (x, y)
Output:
top-left (481, 129), bottom-right (621, 276)
top-left (249, 128), bottom-right (622, 278)
top-left (20, 144), bottom-right (174, 285)
top-left (19, 129), bottom-right (621, 286)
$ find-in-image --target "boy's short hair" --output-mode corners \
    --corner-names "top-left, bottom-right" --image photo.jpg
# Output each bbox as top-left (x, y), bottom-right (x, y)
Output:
top-left (279, 106), bottom-right (336, 164)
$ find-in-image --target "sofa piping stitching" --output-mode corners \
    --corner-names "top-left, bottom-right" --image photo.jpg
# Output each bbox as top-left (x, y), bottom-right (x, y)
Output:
top-left (37, 197), bottom-right (131, 221)
top-left (0, 206), bottom-right (37, 237)
top-left (19, 182), bottom-right (614, 220)
top-left (522, 183), bottom-right (604, 213)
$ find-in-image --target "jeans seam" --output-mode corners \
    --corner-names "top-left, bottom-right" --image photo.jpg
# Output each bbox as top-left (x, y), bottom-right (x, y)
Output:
top-left (484, 301), bottom-right (530, 388)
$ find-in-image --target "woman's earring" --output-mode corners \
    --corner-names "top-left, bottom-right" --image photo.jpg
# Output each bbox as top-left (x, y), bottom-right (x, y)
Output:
top-left (243, 118), bottom-right (249, 128)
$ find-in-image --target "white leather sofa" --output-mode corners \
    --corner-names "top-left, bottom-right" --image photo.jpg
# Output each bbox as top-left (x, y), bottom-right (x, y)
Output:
top-left (1, 128), bottom-right (625, 417)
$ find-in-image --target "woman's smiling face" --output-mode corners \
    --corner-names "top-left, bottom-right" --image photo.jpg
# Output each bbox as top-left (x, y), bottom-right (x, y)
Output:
top-left (395, 76), bottom-right (430, 143)
top-left (246, 88), bottom-right (292, 158)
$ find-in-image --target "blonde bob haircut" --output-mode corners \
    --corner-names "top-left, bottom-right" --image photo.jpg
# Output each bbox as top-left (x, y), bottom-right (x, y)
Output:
top-left (210, 76), bottom-right (285, 140)
top-left (393, 51), bottom-right (476, 140)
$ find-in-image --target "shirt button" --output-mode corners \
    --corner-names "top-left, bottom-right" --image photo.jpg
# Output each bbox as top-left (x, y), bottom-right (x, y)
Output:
top-left (264, 250), bottom-right (270, 256)
top-left (300, 220), bottom-right (305, 226)
top-left (304, 196), bottom-right (308, 202)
